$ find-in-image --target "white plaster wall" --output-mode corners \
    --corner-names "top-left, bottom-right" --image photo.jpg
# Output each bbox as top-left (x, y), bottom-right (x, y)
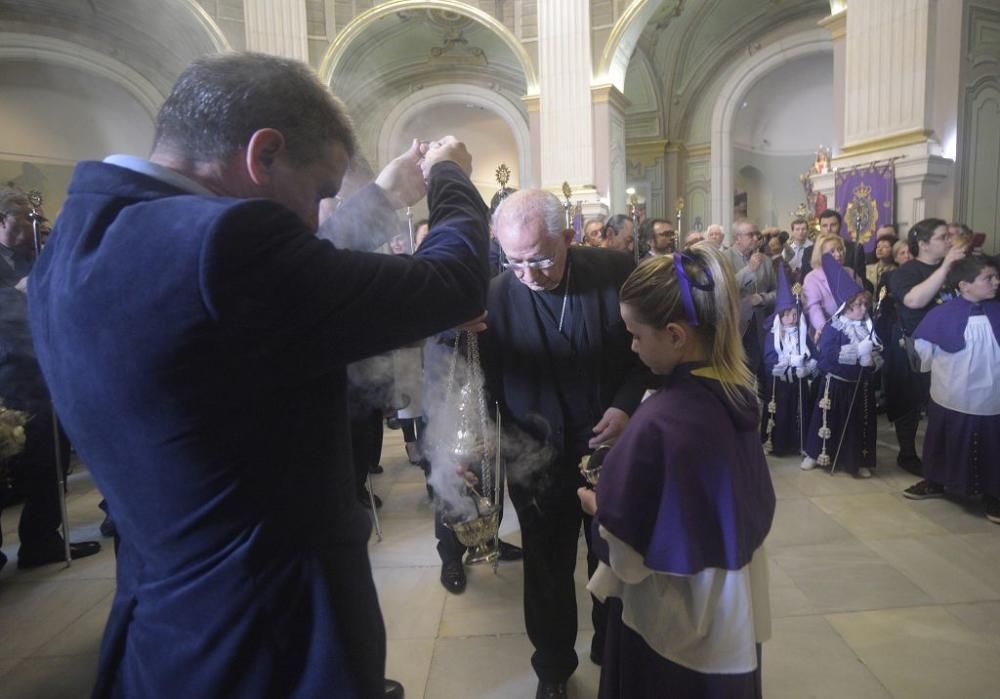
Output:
top-left (733, 149), bottom-right (813, 228)
top-left (0, 62), bottom-right (154, 164)
top-left (390, 101), bottom-right (520, 216)
top-left (731, 54), bottom-right (834, 155)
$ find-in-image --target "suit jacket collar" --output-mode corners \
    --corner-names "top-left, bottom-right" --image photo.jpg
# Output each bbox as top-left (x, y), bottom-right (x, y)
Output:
top-left (67, 161), bottom-right (198, 203)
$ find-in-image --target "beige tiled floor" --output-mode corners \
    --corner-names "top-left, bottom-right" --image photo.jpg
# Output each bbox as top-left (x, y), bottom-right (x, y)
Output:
top-left (2, 419), bottom-right (999, 698)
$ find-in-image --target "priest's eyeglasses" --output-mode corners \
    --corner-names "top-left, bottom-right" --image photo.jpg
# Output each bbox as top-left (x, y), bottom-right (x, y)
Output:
top-left (502, 257), bottom-right (556, 271)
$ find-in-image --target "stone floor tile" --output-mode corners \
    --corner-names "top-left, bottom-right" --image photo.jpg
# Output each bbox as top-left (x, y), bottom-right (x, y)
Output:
top-left (811, 492), bottom-right (950, 540)
top-left (373, 566), bottom-right (447, 640)
top-left (828, 606), bottom-right (1000, 699)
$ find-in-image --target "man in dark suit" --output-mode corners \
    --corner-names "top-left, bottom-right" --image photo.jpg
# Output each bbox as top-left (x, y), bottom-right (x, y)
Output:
top-left (0, 187), bottom-right (100, 573)
top-left (819, 208), bottom-right (868, 284)
top-left (28, 53), bottom-right (489, 699)
top-left (482, 190), bottom-right (649, 699)
top-left (783, 217), bottom-right (813, 282)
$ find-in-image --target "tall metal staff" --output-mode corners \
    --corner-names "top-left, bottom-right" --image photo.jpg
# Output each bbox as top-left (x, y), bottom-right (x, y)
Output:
top-left (26, 191), bottom-right (71, 566)
top-left (495, 164), bottom-right (512, 269)
top-left (675, 197), bottom-right (685, 234)
top-left (627, 189), bottom-right (640, 264)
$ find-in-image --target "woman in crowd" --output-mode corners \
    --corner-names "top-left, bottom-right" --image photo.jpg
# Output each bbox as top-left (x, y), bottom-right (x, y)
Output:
top-left (578, 244), bottom-right (774, 699)
top-left (802, 234), bottom-right (862, 340)
top-left (866, 235), bottom-right (899, 290)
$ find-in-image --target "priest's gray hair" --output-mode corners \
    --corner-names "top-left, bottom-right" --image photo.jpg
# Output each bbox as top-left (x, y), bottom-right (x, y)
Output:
top-left (153, 53), bottom-right (357, 165)
top-left (492, 190), bottom-right (566, 240)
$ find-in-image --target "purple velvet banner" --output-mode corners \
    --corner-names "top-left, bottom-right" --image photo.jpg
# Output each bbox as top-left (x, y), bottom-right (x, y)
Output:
top-left (835, 162), bottom-right (895, 253)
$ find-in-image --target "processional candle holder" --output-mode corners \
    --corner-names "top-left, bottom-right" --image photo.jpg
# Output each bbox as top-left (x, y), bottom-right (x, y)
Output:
top-left (495, 163), bottom-right (512, 268)
top-left (561, 181), bottom-right (573, 230)
top-left (675, 197), bottom-right (685, 234)
top-left (442, 331), bottom-right (503, 570)
top-left (627, 189), bottom-right (640, 264)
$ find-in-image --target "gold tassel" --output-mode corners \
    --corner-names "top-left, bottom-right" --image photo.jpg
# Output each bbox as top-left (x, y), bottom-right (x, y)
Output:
top-left (817, 375), bottom-right (832, 467)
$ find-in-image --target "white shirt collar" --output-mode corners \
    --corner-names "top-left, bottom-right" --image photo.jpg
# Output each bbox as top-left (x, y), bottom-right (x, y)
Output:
top-left (103, 154), bottom-right (215, 197)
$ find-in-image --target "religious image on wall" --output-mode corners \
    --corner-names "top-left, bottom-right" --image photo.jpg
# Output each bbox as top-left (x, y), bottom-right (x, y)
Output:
top-left (734, 191), bottom-right (748, 218)
top-left (835, 161), bottom-right (895, 253)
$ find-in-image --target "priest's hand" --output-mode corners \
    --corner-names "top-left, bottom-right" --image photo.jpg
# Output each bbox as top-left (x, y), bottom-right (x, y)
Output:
top-left (421, 136), bottom-right (473, 178)
top-left (577, 487), bottom-right (597, 516)
top-left (589, 407), bottom-right (628, 448)
top-left (454, 311), bottom-right (487, 334)
top-left (375, 139), bottom-right (427, 209)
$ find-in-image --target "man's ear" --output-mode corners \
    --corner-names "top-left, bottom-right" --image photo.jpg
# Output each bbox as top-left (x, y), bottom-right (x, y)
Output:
top-left (245, 128), bottom-right (286, 186)
top-left (562, 228), bottom-right (575, 246)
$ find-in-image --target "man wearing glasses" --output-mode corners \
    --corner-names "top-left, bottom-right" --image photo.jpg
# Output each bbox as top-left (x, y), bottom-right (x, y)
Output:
top-left (480, 190), bottom-right (649, 699)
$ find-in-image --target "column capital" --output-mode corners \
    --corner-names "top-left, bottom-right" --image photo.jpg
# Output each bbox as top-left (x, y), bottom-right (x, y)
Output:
top-left (590, 83), bottom-right (630, 113)
top-left (818, 9), bottom-right (847, 40)
top-left (626, 139), bottom-right (669, 170)
top-left (521, 94), bottom-right (541, 113)
top-left (838, 128), bottom-right (934, 159)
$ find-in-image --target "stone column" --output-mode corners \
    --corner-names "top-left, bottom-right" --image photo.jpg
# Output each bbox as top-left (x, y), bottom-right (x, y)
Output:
top-left (822, 0), bottom-right (961, 231)
top-left (817, 9), bottom-right (847, 154)
top-left (536, 0), bottom-right (603, 210)
top-left (243, 0), bottom-right (309, 62)
top-left (592, 84), bottom-right (630, 215)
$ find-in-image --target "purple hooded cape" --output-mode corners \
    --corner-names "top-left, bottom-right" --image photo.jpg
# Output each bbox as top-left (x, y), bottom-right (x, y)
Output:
top-left (914, 297), bottom-right (1000, 353)
top-left (595, 364), bottom-right (775, 575)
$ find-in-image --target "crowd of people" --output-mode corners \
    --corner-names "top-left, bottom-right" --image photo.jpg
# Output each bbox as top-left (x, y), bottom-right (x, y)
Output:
top-left (0, 51), bottom-right (996, 699)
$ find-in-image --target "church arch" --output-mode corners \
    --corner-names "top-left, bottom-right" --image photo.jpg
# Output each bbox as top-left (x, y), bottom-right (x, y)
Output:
top-left (710, 28), bottom-right (832, 231)
top-left (378, 85), bottom-right (531, 189)
top-left (319, 0), bottom-right (538, 95)
top-left (596, 0), bottom-right (668, 91)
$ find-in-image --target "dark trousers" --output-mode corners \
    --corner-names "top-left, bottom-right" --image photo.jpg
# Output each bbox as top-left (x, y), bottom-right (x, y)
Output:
top-left (893, 371), bottom-right (930, 460)
top-left (350, 409), bottom-right (384, 496)
top-left (509, 461), bottom-right (606, 683)
top-left (0, 406), bottom-right (71, 557)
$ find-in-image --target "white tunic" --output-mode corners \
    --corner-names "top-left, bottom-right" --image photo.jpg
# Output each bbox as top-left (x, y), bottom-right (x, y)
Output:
top-left (588, 526), bottom-right (771, 675)
top-left (915, 315), bottom-right (1000, 415)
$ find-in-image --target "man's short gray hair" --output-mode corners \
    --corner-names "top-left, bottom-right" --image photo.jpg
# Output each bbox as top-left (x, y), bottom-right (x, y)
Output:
top-left (731, 218), bottom-right (754, 237)
top-left (153, 52), bottom-right (357, 165)
top-left (492, 190), bottom-right (565, 240)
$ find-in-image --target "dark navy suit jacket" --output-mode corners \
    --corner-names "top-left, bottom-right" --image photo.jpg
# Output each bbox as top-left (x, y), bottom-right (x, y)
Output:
top-left (28, 160), bottom-right (488, 698)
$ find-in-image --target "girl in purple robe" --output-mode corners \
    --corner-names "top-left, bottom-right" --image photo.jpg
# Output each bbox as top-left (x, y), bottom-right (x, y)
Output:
top-left (800, 254), bottom-right (883, 478)
top-left (903, 256), bottom-right (1000, 524)
top-left (762, 264), bottom-right (818, 456)
top-left (577, 245), bottom-right (775, 699)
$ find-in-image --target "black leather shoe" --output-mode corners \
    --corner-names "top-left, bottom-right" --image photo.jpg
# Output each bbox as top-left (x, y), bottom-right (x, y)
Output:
top-left (498, 540), bottom-right (523, 561)
top-left (18, 540), bottom-right (102, 569)
top-left (440, 559), bottom-right (466, 594)
top-left (536, 680), bottom-right (568, 699)
top-left (384, 678), bottom-right (404, 698)
top-left (369, 464), bottom-right (385, 475)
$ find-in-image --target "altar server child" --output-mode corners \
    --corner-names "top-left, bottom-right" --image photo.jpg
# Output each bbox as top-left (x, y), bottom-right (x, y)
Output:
top-left (801, 254), bottom-right (882, 478)
top-left (578, 246), bottom-right (775, 699)
top-left (762, 264), bottom-right (818, 456)
top-left (903, 256), bottom-right (1000, 524)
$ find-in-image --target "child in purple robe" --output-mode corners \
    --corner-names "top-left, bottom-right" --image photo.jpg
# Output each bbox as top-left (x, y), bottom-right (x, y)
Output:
top-left (577, 245), bottom-right (775, 699)
top-left (762, 264), bottom-right (818, 456)
top-left (800, 254), bottom-right (883, 478)
top-left (902, 256), bottom-right (1000, 524)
